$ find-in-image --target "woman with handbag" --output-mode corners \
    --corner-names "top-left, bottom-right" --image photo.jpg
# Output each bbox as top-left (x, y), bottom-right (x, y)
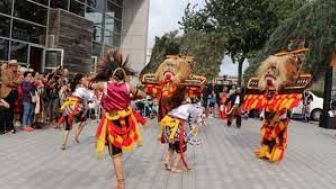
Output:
top-left (21, 71), bottom-right (36, 132)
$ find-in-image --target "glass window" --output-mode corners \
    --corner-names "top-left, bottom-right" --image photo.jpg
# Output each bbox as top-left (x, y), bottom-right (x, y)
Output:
top-left (113, 33), bottom-right (121, 47)
top-left (105, 17), bottom-right (121, 33)
top-left (0, 0), bottom-right (12, 15)
top-left (109, 0), bottom-right (122, 7)
top-left (50, 0), bottom-right (69, 10)
top-left (70, 0), bottom-right (85, 17)
top-left (0, 39), bottom-right (9, 60)
top-left (12, 19), bottom-right (46, 45)
top-left (31, 0), bottom-right (49, 6)
top-left (87, 0), bottom-right (104, 12)
top-left (85, 7), bottom-right (103, 26)
top-left (93, 26), bottom-right (103, 43)
top-left (10, 41), bottom-right (28, 63)
top-left (106, 0), bottom-right (122, 19)
top-left (14, 0), bottom-right (48, 25)
top-left (103, 30), bottom-right (120, 47)
top-left (0, 15), bottom-right (11, 37)
top-left (104, 29), bottom-right (113, 45)
top-left (45, 50), bottom-right (62, 68)
top-left (92, 42), bottom-right (102, 56)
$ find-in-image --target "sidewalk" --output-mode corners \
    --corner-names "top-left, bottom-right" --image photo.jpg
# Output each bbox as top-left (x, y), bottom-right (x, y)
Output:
top-left (1, 118), bottom-right (336, 189)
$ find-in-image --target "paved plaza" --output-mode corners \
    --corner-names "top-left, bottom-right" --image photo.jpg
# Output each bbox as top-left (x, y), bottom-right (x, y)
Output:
top-left (1, 118), bottom-right (336, 189)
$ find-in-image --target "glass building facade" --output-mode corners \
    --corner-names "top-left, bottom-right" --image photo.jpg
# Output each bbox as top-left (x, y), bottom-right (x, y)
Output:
top-left (0, 0), bottom-right (123, 72)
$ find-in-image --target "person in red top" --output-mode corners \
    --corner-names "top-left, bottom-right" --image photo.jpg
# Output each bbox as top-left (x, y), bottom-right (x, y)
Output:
top-left (83, 49), bottom-right (146, 189)
top-left (219, 86), bottom-right (229, 119)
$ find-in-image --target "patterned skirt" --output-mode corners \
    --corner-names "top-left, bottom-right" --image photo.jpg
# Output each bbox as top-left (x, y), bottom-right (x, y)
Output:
top-left (159, 115), bottom-right (187, 144)
top-left (95, 107), bottom-right (146, 157)
top-left (57, 96), bottom-right (86, 127)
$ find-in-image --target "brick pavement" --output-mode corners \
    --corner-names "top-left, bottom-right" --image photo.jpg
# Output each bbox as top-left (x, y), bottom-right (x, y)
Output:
top-left (1, 118), bottom-right (336, 189)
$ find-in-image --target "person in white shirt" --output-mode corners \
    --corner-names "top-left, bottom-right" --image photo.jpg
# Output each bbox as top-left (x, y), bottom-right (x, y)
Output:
top-left (160, 99), bottom-right (205, 173)
top-left (57, 73), bottom-right (91, 150)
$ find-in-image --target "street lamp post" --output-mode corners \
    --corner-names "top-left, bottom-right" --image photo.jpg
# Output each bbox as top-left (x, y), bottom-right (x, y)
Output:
top-left (320, 53), bottom-right (336, 129)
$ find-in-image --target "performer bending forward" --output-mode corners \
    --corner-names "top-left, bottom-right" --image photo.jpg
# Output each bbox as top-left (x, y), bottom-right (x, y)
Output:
top-left (83, 49), bottom-right (146, 189)
top-left (160, 99), bottom-right (204, 173)
top-left (58, 73), bottom-right (91, 150)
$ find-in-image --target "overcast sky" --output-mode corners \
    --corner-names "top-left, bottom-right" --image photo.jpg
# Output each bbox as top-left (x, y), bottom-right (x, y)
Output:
top-left (147, 0), bottom-right (249, 76)
top-left (148, 0), bottom-right (204, 47)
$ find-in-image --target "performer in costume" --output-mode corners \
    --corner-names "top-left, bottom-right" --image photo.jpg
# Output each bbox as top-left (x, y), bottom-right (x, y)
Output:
top-left (219, 86), bottom-right (229, 119)
top-left (242, 40), bottom-right (313, 162)
top-left (58, 73), bottom-right (91, 150)
top-left (186, 98), bottom-right (206, 145)
top-left (141, 55), bottom-right (206, 173)
top-left (225, 87), bottom-right (242, 128)
top-left (82, 49), bottom-right (146, 189)
top-left (159, 98), bottom-right (205, 172)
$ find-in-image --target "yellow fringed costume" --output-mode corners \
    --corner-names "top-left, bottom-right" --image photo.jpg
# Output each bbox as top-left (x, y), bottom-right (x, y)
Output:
top-left (243, 41), bottom-right (312, 162)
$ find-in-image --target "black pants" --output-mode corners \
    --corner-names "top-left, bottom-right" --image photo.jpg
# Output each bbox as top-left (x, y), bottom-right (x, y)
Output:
top-left (0, 107), bottom-right (6, 133)
top-left (3, 90), bottom-right (18, 131)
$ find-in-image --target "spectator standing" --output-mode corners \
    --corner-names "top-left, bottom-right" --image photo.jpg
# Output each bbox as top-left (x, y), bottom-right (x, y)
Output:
top-left (45, 69), bottom-right (62, 123)
top-left (14, 67), bottom-right (25, 127)
top-left (208, 93), bottom-right (216, 118)
top-left (303, 90), bottom-right (313, 122)
top-left (33, 73), bottom-right (45, 128)
top-left (0, 60), bottom-right (20, 134)
top-left (21, 72), bottom-right (36, 132)
top-left (0, 99), bottom-right (10, 134)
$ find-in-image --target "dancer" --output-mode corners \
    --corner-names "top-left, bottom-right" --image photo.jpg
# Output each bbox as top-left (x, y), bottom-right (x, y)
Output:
top-left (225, 88), bottom-right (242, 128)
top-left (219, 86), bottom-right (229, 119)
top-left (141, 55), bottom-right (206, 173)
top-left (186, 98), bottom-right (205, 145)
top-left (242, 41), bottom-right (312, 162)
top-left (159, 97), bottom-right (204, 173)
top-left (58, 73), bottom-right (91, 150)
top-left (83, 49), bottom-right (146, 189)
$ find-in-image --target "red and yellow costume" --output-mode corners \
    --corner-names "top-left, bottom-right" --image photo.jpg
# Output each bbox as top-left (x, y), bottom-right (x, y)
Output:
top-left (142, 55), bottom-right (206, 169)
top-left (243, 43), bottom-right (312, 162)
top-left (96, 82), bottom-right (145, 157)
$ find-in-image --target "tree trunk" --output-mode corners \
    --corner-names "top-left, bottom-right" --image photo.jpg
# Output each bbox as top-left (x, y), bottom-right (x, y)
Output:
top-left (236, 55), bottom-right (246, 128)
top-left (320, 66), bottom-right (333, 128)
top-left (237, 56), bottom-right (245, 87)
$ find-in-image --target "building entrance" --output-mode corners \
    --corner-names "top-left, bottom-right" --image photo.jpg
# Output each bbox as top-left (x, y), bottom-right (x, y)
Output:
top-left (29, 46), bottom-right (44, 73)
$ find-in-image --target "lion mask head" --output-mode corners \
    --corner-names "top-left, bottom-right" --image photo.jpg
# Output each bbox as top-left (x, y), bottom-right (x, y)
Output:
top-left (257, 54), bottom-right (303, 91)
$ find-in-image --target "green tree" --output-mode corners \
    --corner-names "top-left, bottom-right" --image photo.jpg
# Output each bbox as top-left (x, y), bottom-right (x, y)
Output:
top-left (141, 30), bottom-right (226, 80)
top-left (245, 0), bottom-right (336, 80)
top-left (181, 0), bottom-right (279, 87)
top-left (180, 0), bottom-right (307, 86)
top-left (141, 31), bottom-right (181, 75)
top-left (180, 29), bottom-right (226, 79)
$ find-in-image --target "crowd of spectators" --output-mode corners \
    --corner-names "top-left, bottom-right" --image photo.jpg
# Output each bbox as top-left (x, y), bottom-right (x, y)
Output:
top-left (0, 59), bottom-right (100, 135)
top-left (0, 61), bottom-right (249, 135)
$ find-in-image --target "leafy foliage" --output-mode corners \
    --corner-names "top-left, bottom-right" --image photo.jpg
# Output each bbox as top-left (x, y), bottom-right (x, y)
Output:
top-left (141, 31), bottom-right (181, 76)
top-left (141, 30), bottom-right (226, 80)
top-left (180, 30), bottom-right (226, 79)
top-left (245, 0), bottom-right (336, 81)
top-left (179, 0), bottom-right (308, 86)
